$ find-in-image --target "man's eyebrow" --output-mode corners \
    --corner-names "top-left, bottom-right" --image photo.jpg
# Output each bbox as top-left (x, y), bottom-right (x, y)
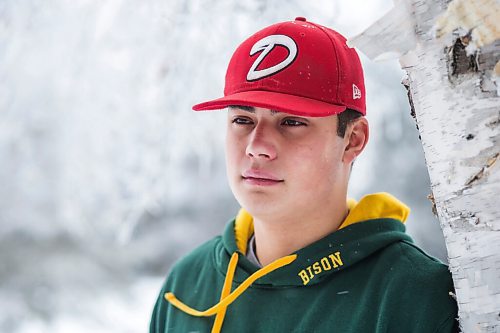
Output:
top-left (229, 105), bottom-right (280, 115)
top-left (229, 105), bottom-right (255, 112)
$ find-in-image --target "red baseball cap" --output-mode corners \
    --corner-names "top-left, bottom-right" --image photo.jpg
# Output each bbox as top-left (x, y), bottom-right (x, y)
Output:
top-left (192, 17), bottom-right (366, 117)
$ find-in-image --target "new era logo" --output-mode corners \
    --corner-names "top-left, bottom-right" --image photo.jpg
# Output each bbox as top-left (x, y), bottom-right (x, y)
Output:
top-left (352, 84), bottom-right (361, 100)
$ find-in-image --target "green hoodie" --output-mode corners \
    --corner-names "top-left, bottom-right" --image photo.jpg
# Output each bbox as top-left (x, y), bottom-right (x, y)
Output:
top-left (150, 193), bottom-right (458, 332)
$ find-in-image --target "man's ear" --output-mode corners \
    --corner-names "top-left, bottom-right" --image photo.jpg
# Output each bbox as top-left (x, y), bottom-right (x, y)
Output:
top-left (343, 117), bottom-right (369, 164)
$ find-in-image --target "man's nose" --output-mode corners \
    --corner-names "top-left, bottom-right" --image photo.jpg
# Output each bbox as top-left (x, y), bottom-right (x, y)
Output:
top-left (245, 125), bottom-right (278, 160)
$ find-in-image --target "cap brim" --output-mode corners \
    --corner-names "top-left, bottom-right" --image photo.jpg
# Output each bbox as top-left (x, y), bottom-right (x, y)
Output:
top-left (192, 90), bottom-right (346, 117)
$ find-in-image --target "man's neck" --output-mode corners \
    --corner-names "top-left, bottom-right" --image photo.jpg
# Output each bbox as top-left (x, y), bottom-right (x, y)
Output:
top-left (252, 203), bottom-right (349, 266)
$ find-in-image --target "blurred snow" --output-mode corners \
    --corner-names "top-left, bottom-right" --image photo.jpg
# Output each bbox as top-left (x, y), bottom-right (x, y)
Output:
top-left (0, 0), bottom-right (448, 331)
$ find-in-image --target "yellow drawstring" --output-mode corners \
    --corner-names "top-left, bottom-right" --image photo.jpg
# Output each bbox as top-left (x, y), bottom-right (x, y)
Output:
top-left (165, 253), bottom-right (297, 333)
top-left (211, 253), bottom-right (238, 333)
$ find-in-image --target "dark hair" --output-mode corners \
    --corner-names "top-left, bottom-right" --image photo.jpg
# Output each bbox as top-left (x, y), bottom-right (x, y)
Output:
top-left (337, 109), bottom-right (363, 137)
top-left (227, 105), bottom-right (363, 138)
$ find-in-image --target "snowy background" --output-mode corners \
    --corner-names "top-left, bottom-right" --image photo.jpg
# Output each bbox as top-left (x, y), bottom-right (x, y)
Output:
top-left (0, 0), bottom-right (448, 332)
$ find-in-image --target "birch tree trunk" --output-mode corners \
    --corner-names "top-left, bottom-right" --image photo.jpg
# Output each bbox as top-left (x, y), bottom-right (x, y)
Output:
top-left (350, 0), bottom-right (500, 331)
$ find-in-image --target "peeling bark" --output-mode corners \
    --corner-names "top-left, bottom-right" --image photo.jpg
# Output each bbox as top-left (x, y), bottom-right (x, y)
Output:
top-left (448, 37), bottom-right (478, 76)
top-left (350, 0), bottom-right (500, 331)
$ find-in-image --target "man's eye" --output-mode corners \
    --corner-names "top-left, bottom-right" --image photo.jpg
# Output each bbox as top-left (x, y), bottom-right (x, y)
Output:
top-left (232, 117), bottom-right (253, 125)
top-left (282, 119), bottom-right (307, 126)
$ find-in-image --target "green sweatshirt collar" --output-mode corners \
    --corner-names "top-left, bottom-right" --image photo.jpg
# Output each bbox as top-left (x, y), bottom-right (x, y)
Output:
top-left (219, 192), bottom-right (412, 287)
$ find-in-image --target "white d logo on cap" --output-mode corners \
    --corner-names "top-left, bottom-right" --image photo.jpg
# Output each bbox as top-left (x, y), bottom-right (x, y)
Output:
top-left (246, 35), bottom-right (298, 81)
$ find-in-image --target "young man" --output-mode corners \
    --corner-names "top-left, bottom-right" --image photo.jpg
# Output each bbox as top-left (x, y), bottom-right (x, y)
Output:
top-left (150, 17), bottom-right (459, 333)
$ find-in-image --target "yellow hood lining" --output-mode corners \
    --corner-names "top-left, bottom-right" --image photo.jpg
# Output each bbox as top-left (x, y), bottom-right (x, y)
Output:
top-left (234, 192), bottom-right (409, 253)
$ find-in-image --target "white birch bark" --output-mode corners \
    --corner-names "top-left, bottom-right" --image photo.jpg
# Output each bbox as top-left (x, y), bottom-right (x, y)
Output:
top-left (350, 0), bottom-right (500, 331)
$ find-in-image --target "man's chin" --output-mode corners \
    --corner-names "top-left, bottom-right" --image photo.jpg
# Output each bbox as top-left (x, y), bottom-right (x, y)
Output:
top-left (236, 196), bottom-right (286, 219)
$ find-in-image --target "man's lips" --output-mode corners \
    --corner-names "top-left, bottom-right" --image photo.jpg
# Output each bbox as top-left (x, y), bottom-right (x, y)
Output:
top-left (241, 169), bottom-right (284, 184)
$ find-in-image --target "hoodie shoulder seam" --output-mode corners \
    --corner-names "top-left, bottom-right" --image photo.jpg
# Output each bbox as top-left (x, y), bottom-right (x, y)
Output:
top-left (399, 239), bottom-right (445, 265)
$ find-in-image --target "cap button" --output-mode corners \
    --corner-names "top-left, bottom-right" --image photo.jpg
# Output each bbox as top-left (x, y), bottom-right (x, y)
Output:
top-left (295, 17), bottom-right (306, 22)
